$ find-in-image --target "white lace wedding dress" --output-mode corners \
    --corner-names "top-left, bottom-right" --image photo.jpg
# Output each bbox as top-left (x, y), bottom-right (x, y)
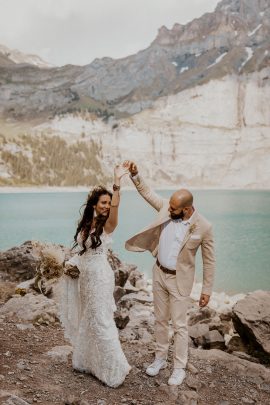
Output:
top-left (59, 231), bottom-right (131, 387)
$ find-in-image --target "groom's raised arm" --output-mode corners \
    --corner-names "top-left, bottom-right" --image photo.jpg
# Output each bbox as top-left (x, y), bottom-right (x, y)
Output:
top-left (127, 161), bottom-right (165, 212)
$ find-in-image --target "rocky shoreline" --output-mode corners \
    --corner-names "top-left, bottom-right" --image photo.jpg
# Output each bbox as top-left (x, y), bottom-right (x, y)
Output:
top-left (0, 241), bottom-right (269, 405)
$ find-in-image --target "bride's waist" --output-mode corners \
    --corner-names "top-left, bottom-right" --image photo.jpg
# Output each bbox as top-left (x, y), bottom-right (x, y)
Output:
top-left (81, 249), bottom-right (108, 259)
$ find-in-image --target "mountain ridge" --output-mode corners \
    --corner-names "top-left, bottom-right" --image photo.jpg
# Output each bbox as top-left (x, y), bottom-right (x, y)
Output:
top-left (0, 0), bottom-right (269, 120)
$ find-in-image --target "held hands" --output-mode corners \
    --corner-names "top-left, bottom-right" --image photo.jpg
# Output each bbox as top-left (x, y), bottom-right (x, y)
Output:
top-left (123, 160), bottom-right (138, 177)
top-left (199, 294), bottom-right (210, 307)
top-left (114, 162), bottom-right (130, 182)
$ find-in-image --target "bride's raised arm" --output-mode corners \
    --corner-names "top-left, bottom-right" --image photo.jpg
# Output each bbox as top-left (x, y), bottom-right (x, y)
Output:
top-left (104, 163), bottom-right (129, 234)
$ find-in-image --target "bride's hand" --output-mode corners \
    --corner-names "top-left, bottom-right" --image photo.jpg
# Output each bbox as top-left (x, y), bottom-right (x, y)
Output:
top-left (114, 163), bottom-right (129, 181)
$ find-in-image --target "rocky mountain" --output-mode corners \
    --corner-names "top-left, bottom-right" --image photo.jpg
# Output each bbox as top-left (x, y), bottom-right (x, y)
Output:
top-left (0, 0), bottom-right (269, 188)
top-left (0, 0), bottom-right (269, 119)
top-left (0, 44), bottom-right (53, 69)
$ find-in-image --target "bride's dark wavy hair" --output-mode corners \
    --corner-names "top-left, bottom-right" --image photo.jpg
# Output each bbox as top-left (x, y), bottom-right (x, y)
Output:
top-left (73, 186), bottom-right (112, 255)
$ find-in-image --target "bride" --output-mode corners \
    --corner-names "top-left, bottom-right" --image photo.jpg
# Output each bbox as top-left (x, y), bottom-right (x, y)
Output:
top-left (59, 163), bottom-right (131, 387)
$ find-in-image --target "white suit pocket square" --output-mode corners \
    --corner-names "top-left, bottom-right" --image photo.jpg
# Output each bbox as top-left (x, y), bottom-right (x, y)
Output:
top-left (190, 235), bottom-right (201, 240)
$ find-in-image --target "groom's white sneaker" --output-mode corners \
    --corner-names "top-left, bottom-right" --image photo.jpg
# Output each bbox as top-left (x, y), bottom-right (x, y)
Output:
top-left (146, 358), bottom-right (167, 376)
top-left (168, 368), bottom-right (186, 385)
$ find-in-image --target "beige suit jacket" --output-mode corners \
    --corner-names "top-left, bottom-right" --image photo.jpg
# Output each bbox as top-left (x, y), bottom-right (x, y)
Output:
top-left (125, 175), bottom-right (216, 297)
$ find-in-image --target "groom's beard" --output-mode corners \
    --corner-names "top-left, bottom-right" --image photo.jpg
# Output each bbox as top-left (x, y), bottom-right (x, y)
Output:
top-left (170, 210), bottom-right (184, 220)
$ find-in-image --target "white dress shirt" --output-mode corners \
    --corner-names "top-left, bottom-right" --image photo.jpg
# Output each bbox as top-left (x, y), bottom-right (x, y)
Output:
top-left (158, 213), bottom-right (194, 270)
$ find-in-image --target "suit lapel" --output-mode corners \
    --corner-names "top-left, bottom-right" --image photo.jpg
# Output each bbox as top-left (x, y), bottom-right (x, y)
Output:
top-left (179, 211), bottom-right (199, 252)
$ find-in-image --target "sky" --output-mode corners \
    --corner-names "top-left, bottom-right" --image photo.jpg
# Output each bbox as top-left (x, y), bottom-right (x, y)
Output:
top-left (0, 0), bottom-right (220, 67)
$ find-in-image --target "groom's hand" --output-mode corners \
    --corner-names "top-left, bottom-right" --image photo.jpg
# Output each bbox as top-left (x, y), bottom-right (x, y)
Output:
top-left (125, 160), bottom-right (138, 177)
top-left (199, 294), bottom-right (210, 307)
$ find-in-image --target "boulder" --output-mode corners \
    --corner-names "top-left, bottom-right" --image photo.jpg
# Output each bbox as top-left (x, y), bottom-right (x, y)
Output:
top-left (191, 348), bottom-right (270, 383)
top-left (232, 291), bottom-right (270, 360)
top-left (178, 390), bottom-right (199, 404)
top-left (113, 286), bottom-right (126, 303)
top-left (0, 292), bottom-right (59, 325)
top-left (135, 278), bottom-right (149, 292)
top-left (188, 307), bottom-right (217, 326)
top-left (0, 241), bottom-right (40, 282)
top-left (203, 330), bottom-right (226, 350)
top-left (128, 268), bottom-right (143, 287)
top-left (107, 248), bottom-right (134, 287)
top-left (46, 345), bottom-right (73, 363)
top-left (107, 248), bottom-right (122, 271)
top-left (124, 280), bottom-right (139, 294)
top-left (193, 328), bottom-right (225, 350)
top-left (226, 334), bottom-right (247, 353)
top-left (114, 308), bottom-right (130, 329)
top-left (114, 266), bottom-right (132, 287)
top-left (0, 281), bottom-right (16, 304)
top-left (188, 323), bottom-right (209, 339)
top-left (0, 391), bottom-right (30, 405)
top-left (209, 319), bottom-right (232, 336)
top-left (120, 292), bottom-right (153, 305)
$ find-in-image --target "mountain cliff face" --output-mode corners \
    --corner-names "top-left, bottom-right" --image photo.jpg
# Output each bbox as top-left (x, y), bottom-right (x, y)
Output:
top-left (27, 67), bottom-right (269, 189)
top-left (0, 0), bottom-right (269, 188)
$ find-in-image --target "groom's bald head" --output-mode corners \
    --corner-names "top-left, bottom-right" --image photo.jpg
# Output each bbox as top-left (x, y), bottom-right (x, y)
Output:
top-left (171, 189), bottom-right (193, 208)
top-left (169, 189), bottom-right (194, 220)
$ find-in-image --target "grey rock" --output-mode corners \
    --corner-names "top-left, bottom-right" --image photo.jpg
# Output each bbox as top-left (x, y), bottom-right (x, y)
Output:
top-left (0, 292), bottom-right (59, 324)
top-left (113, 286), bottom-right (126, 303)
top-left (185, 376), bottom-right (202, 391)
top-left (188, 323), bottom-right (209, 339)
top-left (188, 307), bottom-right (217, 326)
top-left (128, 268), bottom-right (143, 287)
top-left (191, 348), bottom-right (270, 383)
top-left (209, 319), bottom-right (232, 336)
top-left (204, 330), bottom-right (226, 350)
top-left (186, 363), bottom-right (198, 374)
top-left (158, 384), bottom-right (179, 401)
top-left (241, 397), bottom-right (255, 404)
top-left (226, 334), bottom-right (247, 352)
top-left (0, 241), bottom-right (40, 282)
top-left (259, 383), bottom-right (270, 392)
top-left (17, 359), bottom-right (31, 371)
top-left (205, 366), bottom-right (212, 374)
top-left (46, 345), bottom-right (73, 363)
top-left (178, 390), bottom-right (199, 405)
top-left (124, 280), bottom-right (140, 294)
top-left (232, 351), bottom-right (259, 363)
top-left (114, 308), bottom-right (130, 329)
top-left (193, 329), bottom-right (225, 350)
top-left (137, 329), bottom-right (154, 344)
top-left (232, 291), bottom-right (270, 359)
top-left (120, 292), bottom-right (153, 305)
top-left (0, 391), bottom-right (31, 405)
top-left (15, 323), bottom-right (35, 331)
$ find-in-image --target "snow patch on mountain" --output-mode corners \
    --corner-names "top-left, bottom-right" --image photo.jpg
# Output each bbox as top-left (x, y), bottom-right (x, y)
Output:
top-left (248, 24), bottom-right (262, 37)
top-left (207, 52), bottom-right (228, 69)
top-left (239, 47), bottom-right (253, 71)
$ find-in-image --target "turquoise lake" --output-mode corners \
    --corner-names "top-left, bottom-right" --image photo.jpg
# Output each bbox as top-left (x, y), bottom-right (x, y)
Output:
top-left (0, 190), bottom-right (269, 294)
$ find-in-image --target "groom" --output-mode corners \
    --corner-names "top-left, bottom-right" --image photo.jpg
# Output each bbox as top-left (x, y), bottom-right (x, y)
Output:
top-left (125, 162), bottom-right (216, 386)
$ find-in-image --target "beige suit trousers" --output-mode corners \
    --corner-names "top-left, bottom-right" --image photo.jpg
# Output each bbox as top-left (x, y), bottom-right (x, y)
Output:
top-left (153, 263), bottom-right (189, 369)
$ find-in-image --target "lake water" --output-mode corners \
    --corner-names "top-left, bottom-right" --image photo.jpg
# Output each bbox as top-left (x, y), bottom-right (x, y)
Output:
top-left (0, 190), bottom-right (269, 294)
